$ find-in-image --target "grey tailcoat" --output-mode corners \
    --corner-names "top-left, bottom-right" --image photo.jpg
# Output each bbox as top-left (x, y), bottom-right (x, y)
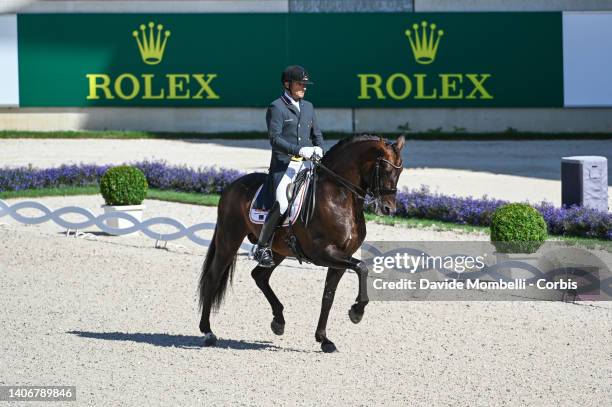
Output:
top-left (254, 93), bottom-right (324, 210)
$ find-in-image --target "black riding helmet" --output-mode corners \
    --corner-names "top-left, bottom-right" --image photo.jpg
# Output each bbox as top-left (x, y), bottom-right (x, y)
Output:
top-left (281, 65), bottom-right (314, 90)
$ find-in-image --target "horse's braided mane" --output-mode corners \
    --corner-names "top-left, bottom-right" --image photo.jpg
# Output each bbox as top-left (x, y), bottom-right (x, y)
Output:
top-left (323, 134), bottom-right (383, 162)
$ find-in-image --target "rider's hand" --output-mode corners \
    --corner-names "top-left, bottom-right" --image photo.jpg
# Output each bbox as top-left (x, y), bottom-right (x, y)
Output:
top-left (313, 146), bottom-right (323, 158)
top-left (298, 147), bottom-right (316, 159)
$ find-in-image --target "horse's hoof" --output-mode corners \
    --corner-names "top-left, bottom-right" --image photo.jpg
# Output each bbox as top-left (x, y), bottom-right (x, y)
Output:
top-left (271, 318), bottom-right (285, 336)
top-left (203, 332), bottom-right (217, 347)
top-left (321, 340), bottom-right (337, 353)
top-left (348, 307), bottom-right (363, 324)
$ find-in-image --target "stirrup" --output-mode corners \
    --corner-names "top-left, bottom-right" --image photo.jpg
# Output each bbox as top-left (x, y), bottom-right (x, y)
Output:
top-left (252, 245), bottom-right (275, 267)
top-left (249, 243), bottom-right (272, 260)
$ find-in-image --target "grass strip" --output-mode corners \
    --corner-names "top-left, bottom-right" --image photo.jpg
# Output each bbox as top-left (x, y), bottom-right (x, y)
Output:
top-left (146, 189), bottom-right (220, 206)
top-left (0, 185), bottom-right (100, 199)
top-left (0, 185), bottom-right (220, 206)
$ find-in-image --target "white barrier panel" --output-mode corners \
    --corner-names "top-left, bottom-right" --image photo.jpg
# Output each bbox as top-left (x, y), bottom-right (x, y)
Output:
top-left (563, 12), bottom-right (612, 107)
top-left (0, 14), bottom-right (19, 106)
top-left (0, 199), bottom-right (251, 253)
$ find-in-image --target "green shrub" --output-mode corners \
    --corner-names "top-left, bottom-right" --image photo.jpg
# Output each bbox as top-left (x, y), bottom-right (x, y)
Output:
top-left (490, 203), bottom-right (547, 253)
top-left (100, 166), bottom-right (148, 206)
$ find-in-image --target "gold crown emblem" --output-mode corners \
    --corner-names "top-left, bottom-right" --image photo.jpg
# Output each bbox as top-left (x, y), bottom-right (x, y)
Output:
top-left (405, 21), bottom-right (444, 65)
top-left (132, 22), bottom-right (171, 65)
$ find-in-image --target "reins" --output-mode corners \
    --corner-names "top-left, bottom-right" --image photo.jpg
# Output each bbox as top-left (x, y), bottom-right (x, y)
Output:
top-left (311, 158), bottom-right (369, 200)
top-left (311, 155), bottom-right (402, 203)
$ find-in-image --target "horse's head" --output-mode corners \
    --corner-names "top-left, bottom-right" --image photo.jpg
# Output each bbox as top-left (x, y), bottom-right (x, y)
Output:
top-left (321, 134), bottom-right (405, 215)
top-left (366, 135), bottom-right (405, 216)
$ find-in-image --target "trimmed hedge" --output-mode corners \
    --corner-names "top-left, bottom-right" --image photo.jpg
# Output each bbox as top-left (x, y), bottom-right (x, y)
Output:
top-left (490, 203), bottom-right (548, 253)
top-left (100, 166), bottom-right (148, 206)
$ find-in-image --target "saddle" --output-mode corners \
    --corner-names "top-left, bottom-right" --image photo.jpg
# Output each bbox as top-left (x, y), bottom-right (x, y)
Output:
top-left (249, 168), bottom-right (317, 227)
top-left (250, 165), bottom-right (319, 264)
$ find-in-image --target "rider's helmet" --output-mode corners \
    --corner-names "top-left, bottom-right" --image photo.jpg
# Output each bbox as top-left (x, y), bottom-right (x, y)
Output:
top-left (281, 65), bottom-right (314, 90)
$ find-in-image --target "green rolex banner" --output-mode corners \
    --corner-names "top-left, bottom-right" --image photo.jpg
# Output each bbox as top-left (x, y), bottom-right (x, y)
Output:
top-left (17, 13), bottom-right (563, 108)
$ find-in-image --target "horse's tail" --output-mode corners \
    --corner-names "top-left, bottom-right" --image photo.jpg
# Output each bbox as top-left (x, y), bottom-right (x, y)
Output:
top-left (198, 225), bottom-right (237, 313)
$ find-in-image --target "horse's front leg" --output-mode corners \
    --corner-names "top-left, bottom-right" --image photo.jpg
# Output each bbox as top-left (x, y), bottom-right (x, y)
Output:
top-left (348, 259), bottom-right (369, 324)
top-left (311, 247), bottom-right (370, 326)
top-left (315, 267), bottom-right (345, 353)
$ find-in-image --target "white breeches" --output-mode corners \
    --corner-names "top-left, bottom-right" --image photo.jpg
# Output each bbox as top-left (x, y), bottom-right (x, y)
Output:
top-left (276, 159), bottom-right (312, 214)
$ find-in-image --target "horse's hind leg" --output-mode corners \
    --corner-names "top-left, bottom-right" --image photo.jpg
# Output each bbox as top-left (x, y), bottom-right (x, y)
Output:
top-left (315, 267), bottom-right (346, 353)
top-left (199, 227), bottom-right (246, 346)
top-left (199, 251), bottom-right (235, 345)
top-left (251, 253), bottom-right (286, 335)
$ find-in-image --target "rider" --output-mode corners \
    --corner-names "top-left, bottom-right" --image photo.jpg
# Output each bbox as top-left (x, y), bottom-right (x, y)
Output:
top-left (252, 65), bottom-right (324, 267)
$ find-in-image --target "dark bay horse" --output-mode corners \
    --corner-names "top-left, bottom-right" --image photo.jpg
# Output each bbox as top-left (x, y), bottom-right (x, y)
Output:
top-left (198, 134), bottom-right (405, 352)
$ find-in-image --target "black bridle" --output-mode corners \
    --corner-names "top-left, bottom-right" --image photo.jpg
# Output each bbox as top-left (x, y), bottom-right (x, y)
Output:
top-left (368, 156), bottom-right (403, 197)
top-left (311, 155), bottom-right (403, 206)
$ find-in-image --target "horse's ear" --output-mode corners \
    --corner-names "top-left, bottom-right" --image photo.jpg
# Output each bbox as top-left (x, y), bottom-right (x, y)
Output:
top-left (394, 135), bottom-right (406, 151)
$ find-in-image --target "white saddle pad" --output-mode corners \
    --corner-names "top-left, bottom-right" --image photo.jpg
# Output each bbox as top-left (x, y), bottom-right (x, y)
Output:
top-left (249, 179), bottom-right (310, 226)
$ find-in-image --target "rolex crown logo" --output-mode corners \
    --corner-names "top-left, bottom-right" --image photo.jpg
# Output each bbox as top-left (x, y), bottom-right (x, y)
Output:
top-left (405, 21), bottom-right (444, 65)
top-left (132, 21), bottom-right (171, 65)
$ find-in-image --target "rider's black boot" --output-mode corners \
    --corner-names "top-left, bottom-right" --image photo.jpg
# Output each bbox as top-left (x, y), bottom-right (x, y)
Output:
top-left (253, 202), bottom-right (282, 268)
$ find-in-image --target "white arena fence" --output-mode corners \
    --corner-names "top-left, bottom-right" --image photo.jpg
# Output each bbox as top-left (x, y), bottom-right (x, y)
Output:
top-left (0, 199), bottom-right (252, 251)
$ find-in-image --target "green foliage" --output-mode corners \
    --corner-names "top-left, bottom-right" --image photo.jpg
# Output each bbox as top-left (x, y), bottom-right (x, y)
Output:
top-left (100, 166), bottom-right (148, 206)
top-left (491, 203), bottom-right (547, 253)
top-left (397, 121), bottom-right (412, 134)
top-left (504, 126), bottom-right (519, 134)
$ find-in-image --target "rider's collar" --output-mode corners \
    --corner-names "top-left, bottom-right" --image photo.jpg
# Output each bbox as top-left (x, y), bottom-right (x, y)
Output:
top-left (283, 91), bottom-right (301, 110)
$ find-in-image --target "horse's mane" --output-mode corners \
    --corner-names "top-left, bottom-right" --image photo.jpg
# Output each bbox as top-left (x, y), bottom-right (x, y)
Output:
top-left (323, 134), bottom-right (383, 163)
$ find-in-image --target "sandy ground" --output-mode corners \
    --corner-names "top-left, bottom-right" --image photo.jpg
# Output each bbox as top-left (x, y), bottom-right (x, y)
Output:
top-left (1, 196), bottom-right (610, 406)
top-left (2, 138), bottom-right (611, 208)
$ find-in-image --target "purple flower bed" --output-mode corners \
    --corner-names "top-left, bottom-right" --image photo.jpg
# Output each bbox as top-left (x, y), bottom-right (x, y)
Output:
top-left (535, 201), bottom-right (612, 240)
top-left (394, 187), bottom-right (506, 227)
top-left (1, 162), bottom-right (610, 240)
top-left (0, 161), bottom-right (245, 195)
top-left (393, 186), bottom-right (611, 240)
top-left (0, 163), bottom-right (110, 191)
top-left (134, 161), bottom-right (243, 194)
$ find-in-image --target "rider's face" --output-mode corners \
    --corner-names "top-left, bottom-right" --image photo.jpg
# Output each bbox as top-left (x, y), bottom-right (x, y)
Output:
top-left (287, 81), bottom-right (306, 100)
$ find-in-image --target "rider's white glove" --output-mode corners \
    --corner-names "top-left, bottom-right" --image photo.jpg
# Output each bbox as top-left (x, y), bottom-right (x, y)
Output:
top-left (313, 146), bottom-right (323, 158)
top-left (298, 147), bottom-right (316, 159)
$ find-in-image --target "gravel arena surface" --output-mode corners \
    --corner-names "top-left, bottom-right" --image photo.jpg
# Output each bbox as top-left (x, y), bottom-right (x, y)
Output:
top-left (1, 196), bottom-right (610, 406)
